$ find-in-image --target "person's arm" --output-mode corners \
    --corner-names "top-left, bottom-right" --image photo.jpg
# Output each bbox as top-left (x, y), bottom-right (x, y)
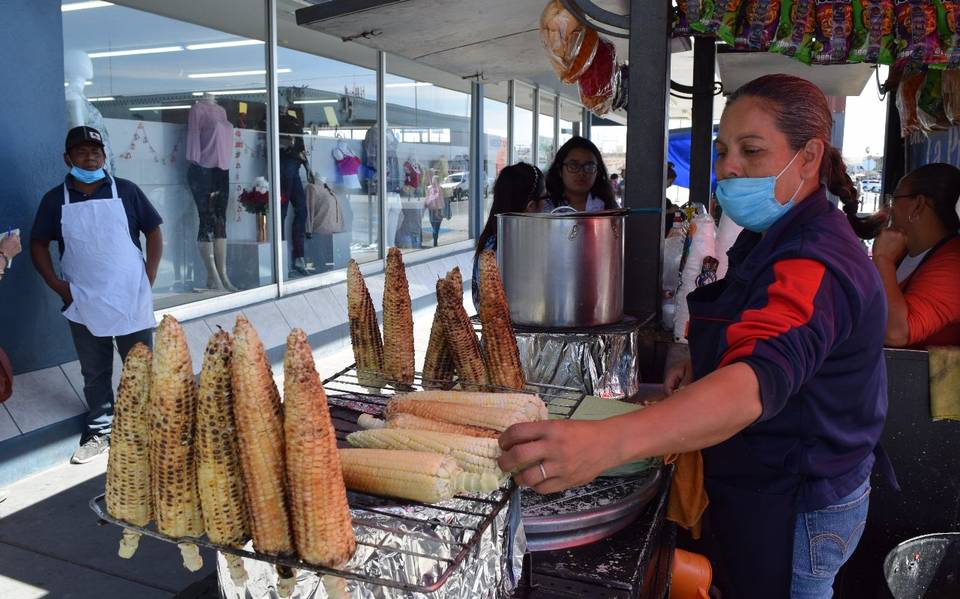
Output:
top-left (894, 242), bottom-right (960, 347)
top-left (30, 238), bottom-right (72, 304)
top-left (144, 227), bottom-right (162, 286)
top-left (871, 229), bottom-right (910, 346)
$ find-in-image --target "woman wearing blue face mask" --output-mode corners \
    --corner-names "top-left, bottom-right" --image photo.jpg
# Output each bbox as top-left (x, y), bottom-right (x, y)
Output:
top-left (497, 75), bottom-right (891, 599)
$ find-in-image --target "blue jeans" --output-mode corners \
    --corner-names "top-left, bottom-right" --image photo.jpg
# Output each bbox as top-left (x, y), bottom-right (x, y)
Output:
top-left (68, 321), bottom-right (153, 443)
top-left (792, 477), bottom-right (871, 598)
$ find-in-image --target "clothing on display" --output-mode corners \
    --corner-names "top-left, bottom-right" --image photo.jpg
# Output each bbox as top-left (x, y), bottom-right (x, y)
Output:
top-left (186, 164), bottom-right (229, 241)
top-left (280, 147), bottom-right (308, 261)
top-left (363, 127), bottom-right (401, 193)
top-left (403, 160), bottom-right (422, 192)
top-left (333, 138), bottom-right (362, 190)
top-left (305, 180), bottom-right (345, 235)
top-left (186, 101), bottom-right (233, 171)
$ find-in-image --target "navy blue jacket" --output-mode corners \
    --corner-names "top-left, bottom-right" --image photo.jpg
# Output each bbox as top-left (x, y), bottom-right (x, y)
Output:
top-left (687, 187), bottom-right (889, 512)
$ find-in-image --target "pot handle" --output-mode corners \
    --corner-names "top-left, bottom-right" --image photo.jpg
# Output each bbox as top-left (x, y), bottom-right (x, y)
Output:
top-left (550, 206), bottom-right (579, 214)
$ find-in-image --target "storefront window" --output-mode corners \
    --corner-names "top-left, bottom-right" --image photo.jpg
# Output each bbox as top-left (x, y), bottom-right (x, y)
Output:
top-left (482, 83), bottom-right (509, 217)
top-left (385, 75), bottom-right (471, 251)
top-left (559, 99), bottom-right (582, 146)
top-left (61, 1), bottom-right (273, 309)
top-left (538, 93), bottom-right (556, 171)
top-left (513, 84), bottom-right (534, 165)
top-left (274, 47), bottom-right (378, 280)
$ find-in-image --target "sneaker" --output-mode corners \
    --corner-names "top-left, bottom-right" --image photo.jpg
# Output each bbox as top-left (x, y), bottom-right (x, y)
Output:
top-left (71, 435), bottom-right (109, 464)
top-left (291, 257), bottom-right (310, 276)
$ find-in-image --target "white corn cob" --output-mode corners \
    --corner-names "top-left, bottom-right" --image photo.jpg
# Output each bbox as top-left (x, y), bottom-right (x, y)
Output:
top-left (347, 428), bottom-right (504, 478)
top-left (231, 316), bottom-right (297, 595)
top-left (284, 329), bottom-right (356, 567)
top-left (347, 259), bottom-right (384, 387)
top-left (105, 342), bottom-right (153, 559)
top-left (150, 315), bottom-right (204, 572)
top-left (394, 390), bottom-right (547, 421)
top-left (339, 448), bottom-right (500, 503)
top-left (386, 398), bottom-right (527, 432)
top-left (196, 329), bottom-right (249, 585)
top-left (477, 250), bottom-right (526, 390)
top-left (436, 276), bottom-right (489, 390)
top-left (358, 412), bottom-right (500, 439)
top-left (382, 248), bottom-right (414, 385)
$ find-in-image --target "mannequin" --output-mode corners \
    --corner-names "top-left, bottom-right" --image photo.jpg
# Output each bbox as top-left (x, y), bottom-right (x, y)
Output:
top-left (64, 49), bottom-right (116, 174)
top-left (186, 92), bottom-right (235, 291)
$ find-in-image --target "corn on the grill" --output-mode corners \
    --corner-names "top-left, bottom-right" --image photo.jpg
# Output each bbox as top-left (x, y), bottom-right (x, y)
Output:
top-left (382, 247), bottom-right (415, 386)
top-left (386, 398), bottom-right (526, 432)
top-left (436, 276), bottom-right (489, 390)
top-left (149, 315), bottom-right (204, 572)
top-left (347, 429), bottom-right (504, 478)
top-left (358, 412), bottom-right (500, 438)
top-left (395, 390), bottom-right (547, 422)
top-left (284, 329), bottom-right (356, 567)
top-left (423, 268), bottom-right (463, 389)
top-left (231, 316), bottom-right (297, 594)
top-left (196, 329), bottom-right (249, 585)
top-left (339, 448), bottom-right (500, 503)
top-left (477, 250), bottom-right (526, 390)
top-left (347, 259), bottom-right (384, 387)
top-left (105, 342), bottom-right (153, 560)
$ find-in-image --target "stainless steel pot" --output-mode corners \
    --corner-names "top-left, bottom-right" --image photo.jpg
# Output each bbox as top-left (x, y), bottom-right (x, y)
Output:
top-left (496, 209), bottom-right (625, 328)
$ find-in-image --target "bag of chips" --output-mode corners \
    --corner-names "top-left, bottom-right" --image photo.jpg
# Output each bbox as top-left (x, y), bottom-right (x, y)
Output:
top-left (896, 69), bottom-right (925, 137)
top-left (675, 0), bottom-right (704, 37)
top-left (770, 0), bottom-right (821, 64)
top-left (540, 0), bottom-right (600, 84)
top-left (942, 69), bottom-right (960, 124)
top-left (736, 0), bottom-right (782, 50)
top-left (579, 37), bottom-right (617, 116)
top-left (935, 0), bottom-right (960, 67)
top-left (894, 0), bottom-right (946, 67)
top-left (814, 1), bottom-right (855, 64)
top-left (918, 69), bottom-right (953, 131)
top-left (693, 0), bottom-right (747, 45)
top-left (849, 0), bottom-right (897, 64)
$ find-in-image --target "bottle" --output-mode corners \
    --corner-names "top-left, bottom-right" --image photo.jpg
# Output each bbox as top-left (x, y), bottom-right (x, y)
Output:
top-left (662, 211), bottom-right (686, 330)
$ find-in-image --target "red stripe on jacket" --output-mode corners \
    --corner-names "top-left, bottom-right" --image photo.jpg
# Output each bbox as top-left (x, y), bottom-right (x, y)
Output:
top-left (718, 259), bottom-right (827, 368)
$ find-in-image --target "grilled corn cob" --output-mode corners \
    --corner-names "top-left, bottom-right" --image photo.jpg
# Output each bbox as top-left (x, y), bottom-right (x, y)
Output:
top-left (284, 329), bottom-right (356, 567)
top-left (339, 448), bottom-right (500, 503)
top-left (347, 259), bottom-right (384, 387)
top-left (105, 343), bottom-right (153, 559)
top-left (386, 398), bottom-right (527, 432)
top-left (347, 429), bottom-right (503, 478)
top-left (149, 315), bottom-right (204, 572)
top-left (231, 316), bottom-right (297, 595)
top-left (394, 390), bottom-right (547, 421)
top-left (382, 247), bottom-right (415, 386)
top-left (358, 413), bottom-right (500, 438)
top-left (423, 268), bottom-right (462, 388)
top-left (196, 329), bottom-right (249, 585)
top-left (437, 276), bottom-right (489, 390)
top-left (477, 250), bottom-right (526, 390)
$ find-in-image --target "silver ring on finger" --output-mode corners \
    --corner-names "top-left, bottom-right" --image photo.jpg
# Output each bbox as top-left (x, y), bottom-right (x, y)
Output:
top-left (538, 462), bottom-right (547, 482)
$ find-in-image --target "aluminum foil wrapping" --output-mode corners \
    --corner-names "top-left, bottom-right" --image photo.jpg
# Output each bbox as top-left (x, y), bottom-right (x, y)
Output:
top-left (515, 325), bottom-right (640, 399)
top-left (217, 490), bottom-right (524, 599)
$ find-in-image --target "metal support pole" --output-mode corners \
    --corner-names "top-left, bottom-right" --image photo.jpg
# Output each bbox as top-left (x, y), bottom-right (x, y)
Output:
top-left (532, 86), bottom-right (540, 168)
top-left (689, 36), bottom-right (716, 208)
top-left (582, 107), bottom-right (591, 139)
top-left (507, 80), bottom-right (516, 165)
top-left (470, 81), bottom-right (484, 240)
top-left (377, 51), bottom-right (388, 257)
top-left (266, 0), bottom-right (284, 293)
top-left (623, 0), bottom-right (672, 318)
top-left (553, 94), bottom-right (561, 156)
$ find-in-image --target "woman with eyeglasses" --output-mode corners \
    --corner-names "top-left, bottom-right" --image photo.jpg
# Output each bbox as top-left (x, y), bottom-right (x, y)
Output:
top-left (542, 136), bottom-right (618, 212)
top-left (871, 163), bottom-right (960, 348)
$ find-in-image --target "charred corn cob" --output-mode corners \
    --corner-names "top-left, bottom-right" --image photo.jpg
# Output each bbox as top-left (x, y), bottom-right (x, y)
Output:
top-left (284, 329), bottom-right (356, 567)
top-left (347, 259), bottom-right (384, 387)
top-left (105, 343), bottom-right (153, 559)
top-left (196, 329), bottom-right (249, 585)
top-left (382, 248), bottom-right (414, 385)
top-left (149, 315), bottom-right (204, 572)
top-left (477, 250), bottom-right (526, 390)
top-left (395, 390), bottom-right (547, 421)
top-left (436, 276), bottom-right (489, 390)
top-left (386, 398), bottom-right (527, 432)
top-left (422, 268), bottom-right (462, 388)
top-left (339, 448), bottom-right (500, 503)
top-left (358, 413), bottom-right (500, 439)
top-left (231, 316), bottom-right (297, 595)
top-left (347, 429), bottom-right (503, 478)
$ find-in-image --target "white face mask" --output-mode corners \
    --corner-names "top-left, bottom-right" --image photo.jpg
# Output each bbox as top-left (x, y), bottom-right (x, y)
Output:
top-left (955, 197), bottom-right (960, 229)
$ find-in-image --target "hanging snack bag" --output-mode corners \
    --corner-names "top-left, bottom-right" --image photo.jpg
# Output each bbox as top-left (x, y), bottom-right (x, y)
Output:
top-left (771, 0), bottom-right (821, 63)
top-left (918, 69), bottom-right (953, 131)
top-left (935, 0), bottom-right (960, 66)
top-left (943, 69), bottom-right (960, 124)
top-left (814, 1), bottom-right (855, 64)
top-left (694, 0), bottom-right (747, 45)
top-left (675, 1), bottom-right (704, 37)
top-left (850, 0), bottom-right (897, 64)
top-left (736, 0), bottom-right (783, 50)
top-left (579, 37), bottom-right (617, 116)
top-left (540, 0), bottom-right (600, 84)
top-left (894, 0), bottom-right (946, 67)
top-left (896, 69), bottom-right (925, 137)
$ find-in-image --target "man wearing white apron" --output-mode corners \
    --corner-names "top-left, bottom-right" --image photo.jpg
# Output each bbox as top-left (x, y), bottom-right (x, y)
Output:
top-left (30, 126), bottom-right (162, 464)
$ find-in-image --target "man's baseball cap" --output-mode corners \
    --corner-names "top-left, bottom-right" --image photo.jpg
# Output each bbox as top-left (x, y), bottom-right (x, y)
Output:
top-left (65, 126), bottom-right (105, 152)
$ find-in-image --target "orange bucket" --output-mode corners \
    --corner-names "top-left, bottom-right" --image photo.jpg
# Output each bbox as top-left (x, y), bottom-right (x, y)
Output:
top-left (670, 549), bottom-right (712, 599)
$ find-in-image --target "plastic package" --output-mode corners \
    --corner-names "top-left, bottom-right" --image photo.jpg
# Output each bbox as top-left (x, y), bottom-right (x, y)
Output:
top-left (895, 0), bottom-right (945, 67)
top-left (918, 69), bottom-right (953, 131)
top-left (943, 69), bottom-right (960, 124)
top-left (897, 70), bottom-right (925, 137)
top-left (814, 1), bottom-right (855, 64)
top-left (611, 63), bottom-right (629, 112)
top-left (937, 0), bottom-right (960, 67)
top-left (662, 216), bottom-right (687, 332)
top-left (770, 0), bottom-right (820, 63)
top-left (578, 37), bottom-right (617, 116)
top-left (736, 0), bottom-right (782, 50)
top-left (540, 0), bottom-right (600, 84)
top-left (714, 212), bottom-right (743, 280)
top-left (850, 0), bottom-right (897, 64)
top-left (694, 0), bottom-right (747, 45)
top-left (675, 0), bottom-right (703, 37)
top-left (673, 213), bottom-right (717, 344)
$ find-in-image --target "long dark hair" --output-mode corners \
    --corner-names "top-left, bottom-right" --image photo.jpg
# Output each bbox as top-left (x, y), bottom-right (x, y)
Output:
top-left (475, 162), bottom-right (545, 258)
top-left (898, 163), bottom-right (960, 232)
top-left (545, 136), bottom-right (617, 210)
top-left (726, 74), bottom-right (869, 236)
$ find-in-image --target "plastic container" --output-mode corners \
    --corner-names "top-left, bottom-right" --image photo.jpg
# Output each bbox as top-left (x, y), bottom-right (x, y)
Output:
top-left (884, 533), bottom-right (960, 599)
top-left (670, 549), bottom-right (712, 599)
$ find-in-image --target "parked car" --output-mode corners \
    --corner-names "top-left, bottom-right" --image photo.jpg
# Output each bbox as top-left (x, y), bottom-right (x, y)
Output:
top-left (440, 172), bottom-right (491, 200)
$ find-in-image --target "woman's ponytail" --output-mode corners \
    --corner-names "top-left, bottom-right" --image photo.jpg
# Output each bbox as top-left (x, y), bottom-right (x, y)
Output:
top-left (824, 146), bottom-right (883, 239)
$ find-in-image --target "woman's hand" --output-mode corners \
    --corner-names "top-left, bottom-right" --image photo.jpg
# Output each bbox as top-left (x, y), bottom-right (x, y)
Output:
top-left (0, 234), bottom-right (21, 260)
top-left (872, 228), bottom-right (909, 264)
top-left (664, 359), bottom-right (693, 395)
top-left (498, 419), bottom-right (615, 495)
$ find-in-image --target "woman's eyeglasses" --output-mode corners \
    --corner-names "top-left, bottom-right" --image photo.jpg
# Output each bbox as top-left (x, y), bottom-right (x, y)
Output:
top-left (883, 192), bottom-right (917, 208)
top-left (563, 161), bottom-right (598, 174)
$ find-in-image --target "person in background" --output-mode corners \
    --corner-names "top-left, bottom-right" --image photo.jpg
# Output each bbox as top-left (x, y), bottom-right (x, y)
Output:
top-left (31, 126), bottom-right (162, 465)
top-left (610, 173), bottom-right (621, 201)
top-left (542, 136), bottom-right (617, 212)
top-left (425, 170), bottom-right (444, 247)
top-left (472, 163), bottom-right (545, 312)
top-left (869, 163), bottom-right (960, 348)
